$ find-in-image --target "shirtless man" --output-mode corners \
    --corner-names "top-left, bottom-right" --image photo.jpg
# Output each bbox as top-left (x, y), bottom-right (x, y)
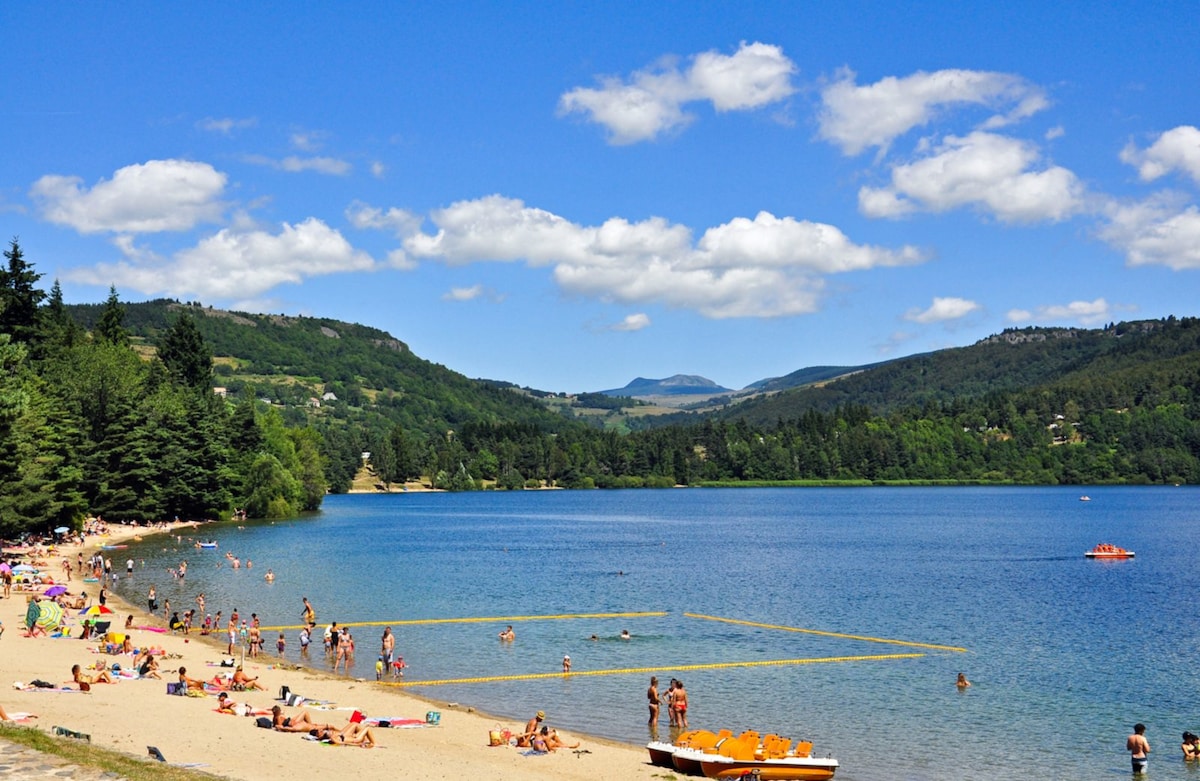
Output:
top-left (498, 625), bottom-right (514, 641)
top-left (1128, 723), bottom-right (1150, 774)
top-left (647, 676), bottom-right (662, 724)
top-left (381, 626), bottom-right (395, 669)
top-left (517, 711), bottom-right (545, 747)
top-left (301, 597), bottom-right (316, 625)
top-left (232, 665), bottom-right (265, 690)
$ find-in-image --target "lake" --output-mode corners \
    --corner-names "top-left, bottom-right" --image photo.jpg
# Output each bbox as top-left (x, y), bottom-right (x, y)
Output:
top-left (111, 486), bottom-right (1200, 780)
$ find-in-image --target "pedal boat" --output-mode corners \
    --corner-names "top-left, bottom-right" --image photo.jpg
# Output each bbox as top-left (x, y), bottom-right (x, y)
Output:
top-left (1085, 543), bottom-right (1133, 559)
top-left (648, 731), bottom-right (838, 780)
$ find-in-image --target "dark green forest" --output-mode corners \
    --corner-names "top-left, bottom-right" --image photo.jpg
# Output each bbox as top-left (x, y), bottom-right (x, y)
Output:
top-left (3, 237), bottom-right (1200, 538)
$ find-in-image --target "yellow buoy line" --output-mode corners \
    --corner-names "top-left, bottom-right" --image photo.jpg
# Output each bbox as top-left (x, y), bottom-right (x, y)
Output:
top-left (685, 613), bottom-right (968, 653)
top-left (380, 652), bottom-right (926, 687)
top-left (258, 610), bottom-right (668, 633)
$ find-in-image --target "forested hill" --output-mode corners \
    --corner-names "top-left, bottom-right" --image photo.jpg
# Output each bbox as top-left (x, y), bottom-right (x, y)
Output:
top-left (708, 318), bottom-right (1200, 426)
top-left (64, 299), bottom-right (577, 491)
top-left (68, 299), bottom-right (566, 431)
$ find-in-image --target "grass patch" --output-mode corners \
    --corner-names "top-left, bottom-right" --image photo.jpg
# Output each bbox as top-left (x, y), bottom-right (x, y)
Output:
top-left (0, 724), bottom-right (227, 780)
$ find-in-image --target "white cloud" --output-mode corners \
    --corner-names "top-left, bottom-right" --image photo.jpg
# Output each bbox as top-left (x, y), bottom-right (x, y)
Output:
top-left (1045, 125), bottom-right (1065, 140)
top-left (443, 284), bottom-right (484, 302)
top-left (345, 201), bottom-right (422, 235)
top-left (905, 297), bottom-right (981, 324)
top-left (404, 195), bottom-right (923, 319)
top-left (243, 154), bottom-right (352, 176)
top-left (559, 41), bottom-right (795, 144)
top-left (1098, 194), bottom-right (1200, 270)
top-left (197, 117), bottom-right (256, 135)
top-left (280, 156), bottom-right (352, 176)
top-left (1006, 298), bottom-right (1114, 326)
top-left (65, 218), bottom-right (376, 299)
top-left (1120, 125), bottom-right (1200, 185)
top-left (818, 68), bottom-right (1048, 156)
top-left (859, 131), bottom-right (1085, 223)
top-left (30, 159), bottom-right (227, 234)
top-left (610, 313), bottom-right (651, 332)
top-left (370, 161), bottom-right (386, 179)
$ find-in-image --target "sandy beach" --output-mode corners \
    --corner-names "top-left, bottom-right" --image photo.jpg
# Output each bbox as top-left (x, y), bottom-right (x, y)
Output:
top-left (0, 524), bottom-right (664, 780)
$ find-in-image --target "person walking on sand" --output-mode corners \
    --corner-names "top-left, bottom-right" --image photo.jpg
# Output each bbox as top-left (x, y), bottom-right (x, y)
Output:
top-left (1128, 723), bottom-right (1150, 774)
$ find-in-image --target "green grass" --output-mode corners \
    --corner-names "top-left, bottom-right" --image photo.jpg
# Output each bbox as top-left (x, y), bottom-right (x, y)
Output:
top-left (0, 724), bottom-right (227, 780)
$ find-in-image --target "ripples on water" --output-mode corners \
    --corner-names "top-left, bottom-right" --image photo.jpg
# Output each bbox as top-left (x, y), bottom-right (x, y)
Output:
top-left (113, 487), bottom-right (1200, 781)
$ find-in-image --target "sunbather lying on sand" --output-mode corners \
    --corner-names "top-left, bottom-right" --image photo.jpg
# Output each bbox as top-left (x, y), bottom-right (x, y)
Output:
top-left (0, 704), bottom-right (36, 721)
top-left (71, 664), bottom-right (113, 686)
top-left (310, 722), bottom-right (377, 747)
top-left (271, 705), bottom-right (333, 732)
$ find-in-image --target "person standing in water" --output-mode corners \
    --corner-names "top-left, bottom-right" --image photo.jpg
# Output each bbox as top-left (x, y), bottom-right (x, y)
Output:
top-left (1127, 723), bottom-right (1150, 774)
top-left (647, 676), bottom-right (662, 725)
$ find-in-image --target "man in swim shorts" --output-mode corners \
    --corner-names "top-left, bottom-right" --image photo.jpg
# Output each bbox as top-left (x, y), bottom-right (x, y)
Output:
top-left (1128, 723), bottom-right (1150, 774)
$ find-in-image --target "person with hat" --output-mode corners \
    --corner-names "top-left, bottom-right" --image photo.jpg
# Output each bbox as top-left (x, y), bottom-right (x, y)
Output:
top-left (518, 711), bottom-right (545, 747)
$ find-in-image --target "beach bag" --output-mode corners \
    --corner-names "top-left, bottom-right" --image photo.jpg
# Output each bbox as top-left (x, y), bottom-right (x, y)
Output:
top-left (426, 711), bottom-right (441, 725)
top-left (256, 716), bottom-right (273, 729)
top-left (488, 726), bottom-right (505, 746)
top-left (166, 682), bottom-right (184, 695)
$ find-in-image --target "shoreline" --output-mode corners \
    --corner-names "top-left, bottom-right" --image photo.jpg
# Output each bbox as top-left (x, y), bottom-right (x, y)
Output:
top-left (1, 523), bottom-right (665, 780)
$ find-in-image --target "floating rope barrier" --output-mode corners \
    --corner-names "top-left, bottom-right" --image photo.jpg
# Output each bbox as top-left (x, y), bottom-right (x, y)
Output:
top-left (684, 613), bottom-right (968, 653)
top-left (258, 611), bottom-right (668, 633)
top-left (381, 652), bottom-right (925, 687)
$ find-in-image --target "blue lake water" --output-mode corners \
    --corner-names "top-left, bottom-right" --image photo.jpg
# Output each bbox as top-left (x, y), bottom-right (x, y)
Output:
top-left (112, 486), bottom-right (1200, 780)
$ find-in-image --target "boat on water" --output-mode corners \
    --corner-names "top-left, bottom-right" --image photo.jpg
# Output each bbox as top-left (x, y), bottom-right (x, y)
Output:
top-left (648, 730), bottom-right (838, 780)
top-left (1086, 543), bottom-right (1133, 559)
top-left (1079, 495), bottom-right (1091, 501)
top-left (196, 541), bottom-right (218, 549)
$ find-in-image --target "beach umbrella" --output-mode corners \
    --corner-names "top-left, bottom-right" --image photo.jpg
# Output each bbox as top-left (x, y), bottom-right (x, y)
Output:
top-left (0, 562), bottom-right (10, 573)
top-left (12, 563), bottom-right (37, 573)
top-left (25, 599), bottom-right (40, 630)
top-left (83, 604), bottom-right (114, 616)
top-left (44, 585), bottom-right (68, 597)
top-left (54, 527), bottom-right (70, 534)
top-left (36, 600), bottom-right (64, 631)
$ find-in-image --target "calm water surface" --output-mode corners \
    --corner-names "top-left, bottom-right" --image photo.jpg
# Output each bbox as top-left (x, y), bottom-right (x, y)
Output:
top-left (113, 487), bottom-right (1200, 781)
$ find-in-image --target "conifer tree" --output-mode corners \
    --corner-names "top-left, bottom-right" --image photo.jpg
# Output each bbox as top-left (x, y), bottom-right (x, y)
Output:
top-left (95, 286), bottom-right (129, 346)
top-left (0, 238), bottom-right (46, 344)
top-left (158, 311), bottom-right (212, 390)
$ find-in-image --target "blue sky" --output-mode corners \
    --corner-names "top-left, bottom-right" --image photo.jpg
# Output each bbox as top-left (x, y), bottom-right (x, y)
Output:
top-left (3, 2), bottom-right (1199, 393)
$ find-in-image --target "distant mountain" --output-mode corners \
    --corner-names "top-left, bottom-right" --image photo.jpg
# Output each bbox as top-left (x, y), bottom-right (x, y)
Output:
top-left (598, 374), bottom-right (735, 397)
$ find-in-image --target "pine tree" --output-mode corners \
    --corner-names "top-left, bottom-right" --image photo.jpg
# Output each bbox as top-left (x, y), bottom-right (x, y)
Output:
top-left (0, 238), bottom-right (46, 344)
top-left (95, 286), bottom-right (129, 346)
top-left (158, 312), bottom-right (212, 390)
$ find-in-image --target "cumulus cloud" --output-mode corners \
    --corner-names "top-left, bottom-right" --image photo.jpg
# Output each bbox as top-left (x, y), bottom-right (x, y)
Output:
top-left (905, 297), bottom-right (981, 324)
top-left (610, 313), bottom-right (651, 332)
top-left (290, 130), bottom-right (328, 152)
top-left (1006, 298), bottom-right (1114, 326)
top-left (858, 131), bottom-right (1085, 223)
top-left (403, 195), bottom-right (922, 318)
top-left (370, 161), bottom-right (386, 179)
top-left (30, 159), bottom-right (227, 234)
top-left (1098, 194), bottom-right (1200, 270)
top-left (559, 41), bottom-right (796, 144)
top-left (819, 68), bottom-right (1048, 156)
top-left (65, 218), bottom-right (376, 299)
top-left (1120, 125), bottom-right (1200, 185)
